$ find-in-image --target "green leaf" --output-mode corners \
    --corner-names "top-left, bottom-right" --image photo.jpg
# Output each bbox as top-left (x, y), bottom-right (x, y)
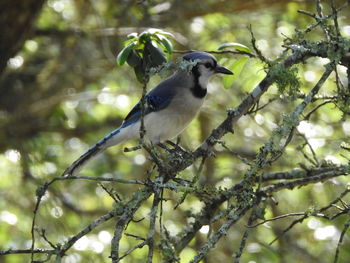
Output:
top-left (134, 63), bottom-right (145, 83)
top-left (154, 31), bottom-right (174, 38)
top-left (139, 32), bottom-right (151, 43)
top-left (144, 42), bottom-right (166, 68)
top-left (116, 42), bottom-right (135, 66)
top-left (155, 34), bottom-right (173, 54)
top-left (218, 42), bottom-right (251, 53)
top-left (127, 32), bottom-right (138, 39)
top-left (127, 50), bottom-right (142, 67)
top-left (123, 38), bottom-right (138, 46)
top-left (223, 57), bottom-right (248, 88)
top-left (148, 28), bottom-right (174, 38)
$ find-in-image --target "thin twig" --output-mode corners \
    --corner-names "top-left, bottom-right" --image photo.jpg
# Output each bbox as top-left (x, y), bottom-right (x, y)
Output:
top-left (260, 165), bottom-right (348, 181)
top-left (174, 156), bottom-right (206, 209)
top-left (331, 0), bottom-right (341, 39)
top-left (268, 187), bottom-right (350, 245)
top-left (0, 249), bottom-right (56, 256)
top-left (38, 229), bottom-right (57, 249)
top-left (111, 188), bottom-right (153, 262)
top-left (124, 233), bottom-right (146, 241)
top-left (189, 199), bottom-right (260, 263)
top-left (299, 1), bottom-right (350, 34)
top-left (173, 49), bottom-right (257, 58)
top-left (31, 182), bottom-right (50, 262)
top-left (99, 183), bottom-right (122, 203)
top-left (61, 209), bottom-right (121, 254)
top-left (147, 187), bottom-right (162, 263)
top-left (117, 238), bottom-right (150, 261)
top-left (315, 0), bottom-right (330, 41)
top-left (248, 25), bottom-right (271, 65)
top-left (247, 98), bottom-right (277, 114)
top-left (233, 209), bottom-right (257, 263)
top-left (262, 171), bottom-right (348, 194)
top-left (297, 10), bottom-right (317, 19)
top-left (304, 100), bottom-right (334, 120)
top-left (247, 212), bottom-right (305, 228)
top-left (333, 217), bottom-right (350, 263)
top-left (55, 174), bottom-right (145, 185)
top-left (297, 132), bottom-right (320, 166)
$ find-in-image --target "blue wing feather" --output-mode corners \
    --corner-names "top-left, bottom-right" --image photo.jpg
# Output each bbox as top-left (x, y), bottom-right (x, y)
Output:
top-left (121, 78), bottom-right (177, 128)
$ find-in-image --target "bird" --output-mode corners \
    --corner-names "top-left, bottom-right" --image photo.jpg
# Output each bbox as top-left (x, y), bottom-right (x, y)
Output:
top-left (63, 51), bottom-right (233, 176)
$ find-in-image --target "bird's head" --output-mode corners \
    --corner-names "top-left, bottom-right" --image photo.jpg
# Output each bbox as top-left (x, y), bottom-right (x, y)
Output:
top-left (183, 52), bottom-right (233, 89)
top-left (183, 51), bottom-right (233, 77)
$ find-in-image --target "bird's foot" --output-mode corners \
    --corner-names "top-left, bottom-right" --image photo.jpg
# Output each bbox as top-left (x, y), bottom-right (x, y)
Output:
top-left (158, 140), bottom-right (190, 157)
top-left (124, 145), bottom-right (142, 152)
top-left (157, 142), bottom-right (172, 152)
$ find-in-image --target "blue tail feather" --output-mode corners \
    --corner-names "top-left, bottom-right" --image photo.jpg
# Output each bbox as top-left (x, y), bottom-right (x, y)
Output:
top-left (62, 128), bottom-right (122, 176)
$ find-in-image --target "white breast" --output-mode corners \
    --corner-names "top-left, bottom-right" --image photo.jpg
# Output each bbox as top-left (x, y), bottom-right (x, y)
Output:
top-left (143, 89), bottom-right (205, 143)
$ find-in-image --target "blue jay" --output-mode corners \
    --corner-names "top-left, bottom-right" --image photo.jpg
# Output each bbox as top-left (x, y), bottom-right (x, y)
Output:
top-left (63, 52), bottom-right (233, 176)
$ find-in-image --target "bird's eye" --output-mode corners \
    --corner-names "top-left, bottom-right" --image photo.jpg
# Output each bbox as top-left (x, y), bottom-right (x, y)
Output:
top-left (204, 62), bottom-right (212, 68)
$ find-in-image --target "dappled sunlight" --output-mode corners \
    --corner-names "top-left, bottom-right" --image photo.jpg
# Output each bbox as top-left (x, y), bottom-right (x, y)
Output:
top-left (191, 17), bottom-right (205, 34)
top-left (73, 236), bottom-right (89, 251)
top-left (98, 231), bottom-right (112, 244)
top-left (342, 25), bottom-right (350, 36)
top-left (48, 0), bottom-right (75, 19)
top-left (5, 149), bottom-right (21, 163)
top-left (165, 220), bottom-right (181, 236)
top-left (0, 211), bottom-right (18, 225)
top-left (314, 225), bottom-right (339, 241)
top-left (115, 94), bottom-right (130, 109)
top-left (133, 154), bottom-right (146, 165)
top-left (325, 155), bottom-right (341, 165)
top-left (50, 206), bottom-right (63, 218)
top-left (246, 243), bottom-right (261, 253)
top-left (24, 40), bottom-right (39, 53)
top-left (342, 121), bottom-right (350, 136)
top-left (7, 56), bottom-right (23, 69)
top-left (307, 218), bottom-right (322, 230)
top-left (199, 225), bottom-right (209, 234)
top-left (304, 71), bottom-right (316, 82)
top-left (72, 235), bottom-right (106, 253)
top-left (97, 88), bottom-right (115, 105)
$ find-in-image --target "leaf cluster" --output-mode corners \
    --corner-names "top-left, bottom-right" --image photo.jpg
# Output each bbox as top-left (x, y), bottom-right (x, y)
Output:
top-left (116, 28), bottom-right (174, 83)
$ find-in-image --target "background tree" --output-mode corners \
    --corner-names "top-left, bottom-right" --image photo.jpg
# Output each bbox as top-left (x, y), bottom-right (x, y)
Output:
top-left (0, 0), bottom-right (349, 263)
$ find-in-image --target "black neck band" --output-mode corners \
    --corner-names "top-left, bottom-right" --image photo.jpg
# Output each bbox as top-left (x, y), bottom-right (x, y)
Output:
top-left (190, 66), bottom-right (207, 98)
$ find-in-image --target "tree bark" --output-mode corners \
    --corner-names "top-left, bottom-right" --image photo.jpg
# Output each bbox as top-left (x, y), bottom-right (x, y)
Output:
top-left (0, 0), bottom-right (46, 76)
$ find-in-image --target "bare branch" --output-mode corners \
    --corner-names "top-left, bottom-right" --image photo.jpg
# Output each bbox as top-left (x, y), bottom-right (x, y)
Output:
top-left (233, 209), bottom-right (257, 263)
top-left (173, 49), bottom-right (257, 58)
top-left (334, 217), bottom-right (350, 263)
top-left (248, 24), bottom-right (271, 65)
top-left (61, 209), bottom-right (121, 254)
top-left (261, 165), bottom-right (348, 181)
top-left (146, 189), bottom-right (162, 263)
top-left (189, 201), bottom-right (258, 263)
top-left (262, 169), bottom-right (349, 193)
top-left (111, 188), bottom-right (153, 261)
top-left (0, 249), bottom-right (56, 256)
top-left (268, 187), bottom-right (350, 245)
top-left (247, 212), bottom-right (306, 228)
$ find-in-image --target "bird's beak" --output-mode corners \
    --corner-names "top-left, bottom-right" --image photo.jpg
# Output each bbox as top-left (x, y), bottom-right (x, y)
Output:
top-left (215, 65), bottom-right (234, 75)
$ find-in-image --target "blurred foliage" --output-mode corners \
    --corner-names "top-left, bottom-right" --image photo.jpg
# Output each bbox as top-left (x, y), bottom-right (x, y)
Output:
top-left (0, 0), bottom-right (350, 263)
